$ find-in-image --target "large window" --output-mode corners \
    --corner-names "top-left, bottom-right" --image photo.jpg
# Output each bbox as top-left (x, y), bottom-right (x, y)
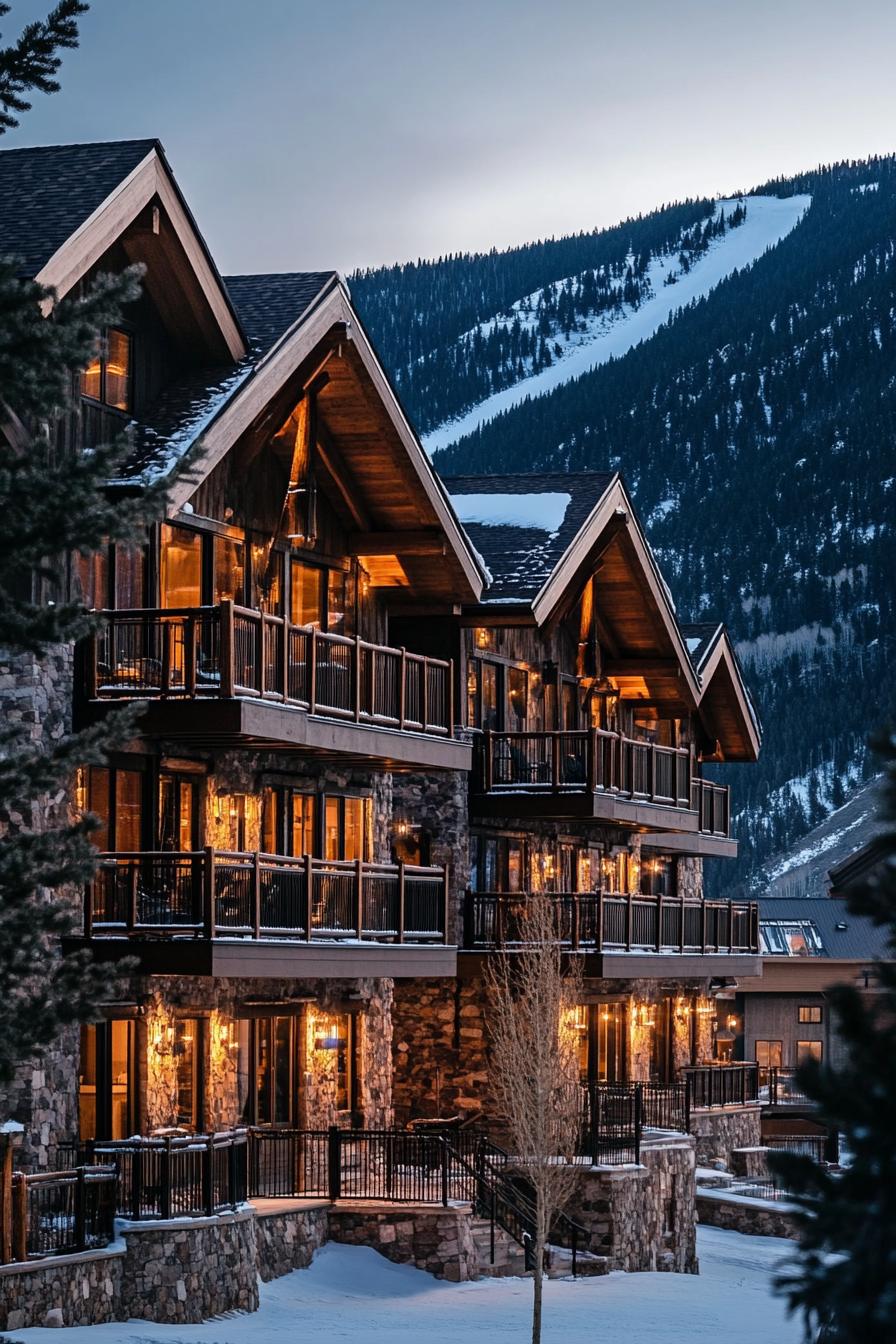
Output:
top-left (470, 833), bottom-right (524, 893)
top-left (213, 536), bottom-right (246, 604)
top-left (75, 763), bottom-right (145, 851)
top-left (79, 1020), bottom-right (137, 1141)
top-left (755, 1040), bottom-right (783, 1076)
top-left (574, 1003), bottom-right (627, 1086)
top-left (798, 1005), bottom-right (823, 1024)
top-left (308, 1012), bottom-right (355, 1113)
top-left (238, 1016), bottom-right (298, 1126)
top-left (81, 327), bottom-right (132, 412)
top-left (158, 772), bottom-right (199, 851)
top-left (639, 854), bottom-right (675, 898)
top-left (161, 524), bottom-right (202, 609)
top-left (325, 796), bottom-right (366, 861)
top-left (796, 1040), bottom-right (823, 1065)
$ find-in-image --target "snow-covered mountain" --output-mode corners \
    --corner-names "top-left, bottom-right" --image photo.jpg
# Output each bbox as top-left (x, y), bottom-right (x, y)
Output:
top-left (352, 156), bottom-right (896, 893)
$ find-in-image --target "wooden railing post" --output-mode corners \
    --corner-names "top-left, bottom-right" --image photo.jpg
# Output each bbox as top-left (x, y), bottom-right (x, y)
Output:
top-left (355, 858), bottom-right (364, 939)
top-left (204, 847), bottom-right (216, 939)
top-left (701, 900), bottom-right (708, 954)
top-left (0, 1133), bottom-right (14, 1264)
top-left (12, 1174), bottom-right (27, 1264)
top-left (399, 648), bottom-right (407, 729)
top-left (353, 636), bottom-right (361, 722)
top-left (626, 891), bottom-right (633, 951)
top-left (484, 729), bottom-right (494, 792)
top-left (597, 888), bottom-right (605, 951)
top-left (253, 851), bottom-right (262, 939)
top-left (257, 615), bottom-right (266, 696)
top-left (220, 600), bottom-right (235, 698)
top-left (305, 853), bottom-right (314, 941)
top-left (587, 729), bottom-right (597, 792)
top-left (656, 893), bottom-right (663, 953)
top-left (397, 861), bottom-right (406, 944)
top-left (448, 658), bottom-right (455, 734)
top-left (650, 744), bottom-right (657, 802)
top-left (184, 613), bottom-right (197, 697)
top-left (442, 865), bottom-right (450, 945)
top-left (572, 895), bottom-right (580, 951)
top-left (86, 630), bottom-right (99, 701)
top-left (679, 897), bottom-right (685, 954)
top-left (727, 900), bottom-right (734, 954)
top-left (551, 732), bottom-right (561, 789)
top-left (281, 617), bottom-right (290, 701)
top-left (160, 621), bottom-right (172, 695)
top-left (128, 862), bottom-right (139, 934)
top-left (309, 627), bottom-right (317, 712)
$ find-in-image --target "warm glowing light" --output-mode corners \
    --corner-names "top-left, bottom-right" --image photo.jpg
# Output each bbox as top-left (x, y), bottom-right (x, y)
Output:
top-left (474, 627), bottom-right (491, 649)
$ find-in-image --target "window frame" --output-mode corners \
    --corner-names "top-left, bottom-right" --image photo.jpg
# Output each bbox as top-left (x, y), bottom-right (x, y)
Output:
top-left (80, 325), bottom-right (134, 415)
top-left (798, 1005), bottom-right (823, 1024)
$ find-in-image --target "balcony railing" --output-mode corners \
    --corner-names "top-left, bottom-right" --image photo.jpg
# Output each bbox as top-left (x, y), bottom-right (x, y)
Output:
top-left (682, 1062), bottom-right (760, 1111)
top-left (84, 849), bottom-right (449, 944)
top-left (85, 602), bottom-right (454, 737)
top-left (463, 890), bottom-right (759, 954)
top-left (691, 777), bottom-right (730, 837)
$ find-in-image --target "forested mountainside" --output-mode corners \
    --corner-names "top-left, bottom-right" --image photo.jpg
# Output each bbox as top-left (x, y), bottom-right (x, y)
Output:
top-left (351, 155), bottom-right (896, 896)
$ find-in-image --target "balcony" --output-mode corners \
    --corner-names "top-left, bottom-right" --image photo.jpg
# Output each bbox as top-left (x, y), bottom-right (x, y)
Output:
top-left (473, 729), bottom-right (732, 847)
top-left (80, 603), bottom-right (468, 770)
top-left (462, 890), bottom-right (760, 976)
top-left (69, 850), bottom-right (455, 978)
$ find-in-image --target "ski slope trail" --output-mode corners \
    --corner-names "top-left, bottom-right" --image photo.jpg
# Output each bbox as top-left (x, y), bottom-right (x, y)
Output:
top-left (423, 194), bottom-right (811, 454)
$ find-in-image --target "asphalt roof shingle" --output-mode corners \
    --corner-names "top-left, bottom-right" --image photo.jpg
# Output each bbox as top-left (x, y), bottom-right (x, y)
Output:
top-left (441, 472), bottom-right (614, 602)
top-left (0, 138), bottom-right (159, 275)
top-left (224, 272), bottom-right (338, 355)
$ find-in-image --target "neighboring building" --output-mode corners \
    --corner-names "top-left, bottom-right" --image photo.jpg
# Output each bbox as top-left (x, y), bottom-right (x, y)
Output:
top-left (736, 838), bottom-right (891, 1076)
top-left (0, 139), bottom-right (761, 1177)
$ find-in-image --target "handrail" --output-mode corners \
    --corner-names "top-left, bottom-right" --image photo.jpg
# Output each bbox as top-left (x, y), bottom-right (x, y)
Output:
top-left (682, 1062), bottom-right (760, 1114)
top-left (86, 603), bottom-right (455, 737)
top-left (478, 727), bottom-right (720, 821)
top-left (463, 890), bottom-right (759, 954)
top-left (84, 849), bottom-right (450, 945)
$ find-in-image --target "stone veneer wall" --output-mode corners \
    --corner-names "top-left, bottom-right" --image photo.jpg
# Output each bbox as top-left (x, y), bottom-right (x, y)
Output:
top-left (690, 1105), bottom-right (763, 1166)
top-left (391, 770), bottom-right (468, 944)
top-left (132, 973), bottom-right (394, 1134)
top-left (0, 646), bottom-right (82, 1171)
top-left (564, 1135), bottom-right (698, 1273)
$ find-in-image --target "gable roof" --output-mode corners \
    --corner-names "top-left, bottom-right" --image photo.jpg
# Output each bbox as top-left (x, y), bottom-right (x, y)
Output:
top-left (0, 138), bottom-right (158, 275)
top-left (0, 138), bottom-right (246, 361)
top-left (757, 896), bottom-right (892, 962)
top-left (443, 472), bottom-right (613, 602)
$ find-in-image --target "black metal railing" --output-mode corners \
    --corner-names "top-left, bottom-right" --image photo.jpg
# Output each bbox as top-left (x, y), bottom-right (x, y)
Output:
top-left (91, 1130), bottom-right (248, 1220)
top-left (682, 1063), bottom-right (760, 1113)
top-left (764, 1067), bottom-right (814, 1108)
top-left (764, 1134), bottom-right (829, 1162)
top-left (84, 850), bottom-right (449, 945)
top-left (464, 890), bottom-right (759, 955)
top-left (579, 1083), bottom-right (643, 1164)
top-left (87, 603), bottom-right (454, 737)
top-left (7, 1166), bottom-right (117, 1262)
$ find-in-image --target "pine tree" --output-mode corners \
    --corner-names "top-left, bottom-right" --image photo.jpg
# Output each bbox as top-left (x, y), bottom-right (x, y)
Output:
top-left (0, 3), bottom-right (163, 1083)
top-left (771, 730), bottom-right (896, 1342)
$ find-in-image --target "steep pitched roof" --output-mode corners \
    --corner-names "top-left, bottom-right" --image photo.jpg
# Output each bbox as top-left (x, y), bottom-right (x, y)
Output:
top-left (680, 622), bottom-right (723, 672)
top-left (757, 896), bottom-right (892, 961)
top-left (0, 138), bottom-right (158, 275)
top-left (225, 272), bottom-right (339, 356)
top-left (442, 472), bottom-right (614, 601)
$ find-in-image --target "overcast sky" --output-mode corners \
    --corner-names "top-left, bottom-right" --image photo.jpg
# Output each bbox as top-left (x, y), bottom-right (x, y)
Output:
top-left (4, 0), bottom-right (896, 274)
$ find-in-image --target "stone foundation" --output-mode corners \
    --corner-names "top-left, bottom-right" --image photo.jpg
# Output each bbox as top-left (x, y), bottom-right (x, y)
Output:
top-left (690, 1105), bottom-right (763, 1166)
top-left (330, 1204), bottom-right (480, 1282)
top-left (730, 1146), bottom-right (770, 1179)
top-left (563, 1134), bottom-right (698, 1273)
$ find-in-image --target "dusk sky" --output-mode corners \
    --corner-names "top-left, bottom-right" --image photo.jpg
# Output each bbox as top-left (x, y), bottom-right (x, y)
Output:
top-left (4, 0), bottom-right (896, 274)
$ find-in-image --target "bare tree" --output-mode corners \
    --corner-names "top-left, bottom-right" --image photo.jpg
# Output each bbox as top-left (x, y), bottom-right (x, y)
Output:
top-left (485, 894), bottom-right (584, 1344)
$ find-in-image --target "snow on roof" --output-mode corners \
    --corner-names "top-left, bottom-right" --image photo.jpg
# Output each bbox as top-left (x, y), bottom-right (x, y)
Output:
top-left (450, 491), bottom-right (571, 536)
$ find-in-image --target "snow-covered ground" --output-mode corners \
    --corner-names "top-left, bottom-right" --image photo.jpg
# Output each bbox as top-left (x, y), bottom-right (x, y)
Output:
top-left (423, 194), bottom-right (811, 454)
top-left (13, 1227), bottom-right (801, 1344)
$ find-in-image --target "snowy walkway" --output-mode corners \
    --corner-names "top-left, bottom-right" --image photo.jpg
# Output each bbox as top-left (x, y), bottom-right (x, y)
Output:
top-left (423, 194), bottom-right (811, 454)
top-left (14, 1226), bottom-right (802, 1344)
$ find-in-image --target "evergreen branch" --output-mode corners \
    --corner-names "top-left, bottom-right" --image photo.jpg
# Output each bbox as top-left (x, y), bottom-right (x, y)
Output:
top-left (0, 1), bottom-right (87, 133)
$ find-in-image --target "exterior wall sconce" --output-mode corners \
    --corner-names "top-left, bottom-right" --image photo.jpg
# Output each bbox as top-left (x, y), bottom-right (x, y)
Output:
top-left (474, 627), bottom-right (491, 650)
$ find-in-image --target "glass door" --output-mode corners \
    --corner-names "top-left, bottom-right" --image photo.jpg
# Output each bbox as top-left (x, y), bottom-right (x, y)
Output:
top-left (78, 1020), bottom-right (137, 1141)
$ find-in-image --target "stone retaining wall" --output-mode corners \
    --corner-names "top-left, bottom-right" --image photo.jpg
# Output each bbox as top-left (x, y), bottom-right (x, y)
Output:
top-left (0, 1208), bottom-right (258, 1332)
top-left (690, 1105), bottom-right (762, 1166)
top-left (730, 1146), bottom-right (770, 1179)
top-left (696, 1189), bottom-right (798, 1240)
top-left (254, 1202), bottom-right (331, 1281)
top-left (330, 1204), bottom-right (480, 1283)
top-left (563, 1135), bottom-right (698, 1273)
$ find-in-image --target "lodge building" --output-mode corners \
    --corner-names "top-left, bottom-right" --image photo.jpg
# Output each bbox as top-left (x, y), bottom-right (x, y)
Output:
top-left (1, 139), bottom-right (761, 1181)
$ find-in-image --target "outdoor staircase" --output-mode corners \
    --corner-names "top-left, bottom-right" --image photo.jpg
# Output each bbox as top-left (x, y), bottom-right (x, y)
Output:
top-left (469, 1215), bottom-right (529, 1277)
